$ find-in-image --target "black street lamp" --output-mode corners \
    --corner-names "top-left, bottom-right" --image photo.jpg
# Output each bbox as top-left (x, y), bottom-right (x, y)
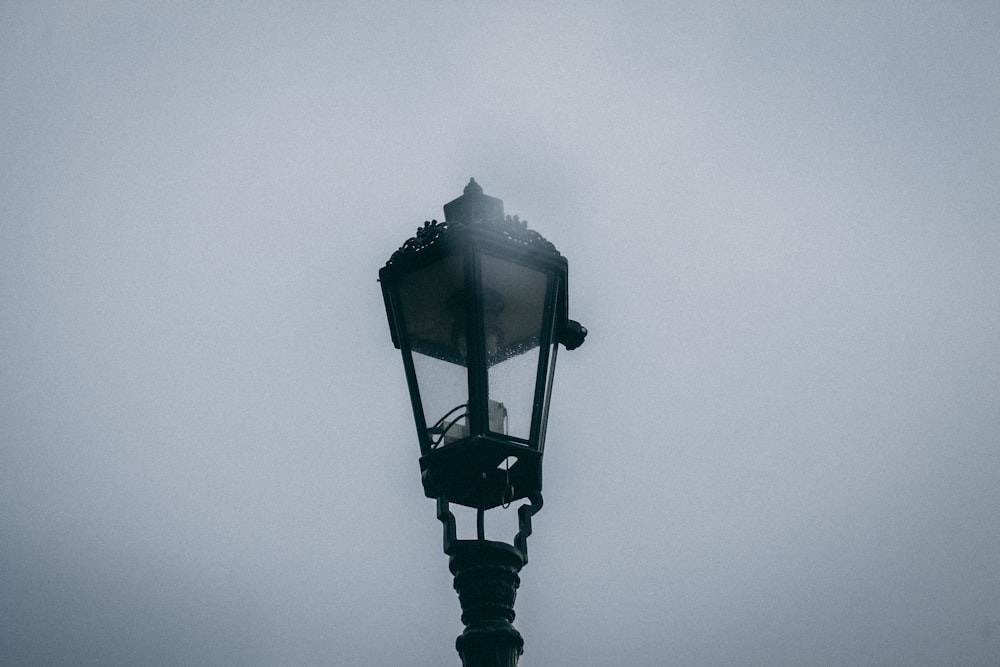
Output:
top-left (379, 179), bottom-right (586, 666)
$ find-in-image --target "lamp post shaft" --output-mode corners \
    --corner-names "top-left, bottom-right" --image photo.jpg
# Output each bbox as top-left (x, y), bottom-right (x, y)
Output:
top-left (450, 541), bottom-right (526, 667)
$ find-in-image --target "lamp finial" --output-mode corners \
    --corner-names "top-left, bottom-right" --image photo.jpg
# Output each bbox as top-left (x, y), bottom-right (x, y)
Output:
top-left (464, 177), bottom-right (482, 195)
top-left (443, 178), bottom-right (503, 223)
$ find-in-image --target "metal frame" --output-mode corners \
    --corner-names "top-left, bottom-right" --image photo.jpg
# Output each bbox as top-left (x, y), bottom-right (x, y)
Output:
top-left (380, 215), bottom-right (569, 508)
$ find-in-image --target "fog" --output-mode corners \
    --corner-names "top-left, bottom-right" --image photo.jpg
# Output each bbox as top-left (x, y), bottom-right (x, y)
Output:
top-left (2, 3), bottom-right (999, 665)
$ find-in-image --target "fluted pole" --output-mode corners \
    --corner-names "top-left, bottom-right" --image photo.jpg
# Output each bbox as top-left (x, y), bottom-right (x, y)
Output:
top-left (449, 541), bottom-right (526, 667)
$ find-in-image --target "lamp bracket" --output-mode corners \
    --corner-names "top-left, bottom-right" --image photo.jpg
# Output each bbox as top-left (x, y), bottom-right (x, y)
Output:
top-left (435, 493), bottom-right (544, 564)
top-left (437, 495), bottom-right (458, 555)
top-left (513, 492), bottom-right (543, 564)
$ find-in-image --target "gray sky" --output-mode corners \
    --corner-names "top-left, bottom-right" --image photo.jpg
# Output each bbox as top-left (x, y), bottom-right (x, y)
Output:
top-left (2, 3), bottom-right (999, 665)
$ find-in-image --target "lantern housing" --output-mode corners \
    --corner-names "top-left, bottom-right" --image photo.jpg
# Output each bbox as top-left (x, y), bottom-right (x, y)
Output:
top-left (380, 179), bottom-right (585, 510)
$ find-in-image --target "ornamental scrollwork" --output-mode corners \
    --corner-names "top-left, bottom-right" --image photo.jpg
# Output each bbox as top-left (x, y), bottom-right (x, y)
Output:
top-left (387, 219), bottom-right (449, 265)
top-left (484, 215), bottom-right (559, 255)
top-left (386, 215), bottom-right (560, 267)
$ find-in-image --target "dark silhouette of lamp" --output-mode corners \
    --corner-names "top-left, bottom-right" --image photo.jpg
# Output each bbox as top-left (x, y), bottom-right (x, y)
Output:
top-left (379, 179), bottom-right (586, 666)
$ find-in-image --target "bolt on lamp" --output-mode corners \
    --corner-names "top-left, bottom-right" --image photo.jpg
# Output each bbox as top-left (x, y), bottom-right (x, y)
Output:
top-left (379, 179), bottom-right (586, 666)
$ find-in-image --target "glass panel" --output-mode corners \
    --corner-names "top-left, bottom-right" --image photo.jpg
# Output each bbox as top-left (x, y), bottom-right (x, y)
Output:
top-left (481, 254), bottom-right (549, 442)
top-left (487, 349), bottom-right (539, 440)
top-left (412, 351), bottom-right (469, 449)
top-left (397, 254), bottom-right (471, 448)
top-left (398, 254), bottom-right (467, 365)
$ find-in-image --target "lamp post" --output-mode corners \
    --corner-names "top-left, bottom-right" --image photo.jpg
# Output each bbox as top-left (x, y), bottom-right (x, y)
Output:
top-left (379, 179), bottom-right (586, 666)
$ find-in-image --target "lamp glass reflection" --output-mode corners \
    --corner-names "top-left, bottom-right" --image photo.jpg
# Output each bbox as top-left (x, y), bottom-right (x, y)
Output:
top-left (397, 254), bottom-right (468, 448)
top-left (482, 253), bottom-right (549, 442)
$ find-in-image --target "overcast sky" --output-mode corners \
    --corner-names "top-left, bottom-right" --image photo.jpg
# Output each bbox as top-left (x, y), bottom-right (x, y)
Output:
top-left (2, 3), bottom-right (999, 666)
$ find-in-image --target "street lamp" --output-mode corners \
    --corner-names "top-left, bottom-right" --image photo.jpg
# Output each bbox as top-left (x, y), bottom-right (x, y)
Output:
top-left (379, 179), bottom-right (586, 666)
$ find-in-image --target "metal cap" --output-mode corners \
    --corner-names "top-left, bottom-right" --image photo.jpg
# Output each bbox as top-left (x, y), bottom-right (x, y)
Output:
top-left (443, 178), bottom-right (505, 224)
